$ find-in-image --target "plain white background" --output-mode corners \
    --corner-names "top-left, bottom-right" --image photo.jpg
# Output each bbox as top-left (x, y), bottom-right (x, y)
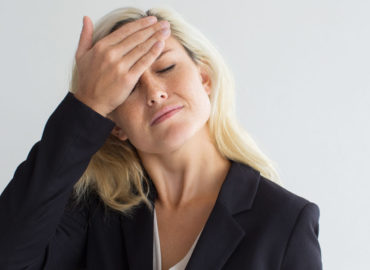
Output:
top-left (1, 0), bottom-right (369, 269)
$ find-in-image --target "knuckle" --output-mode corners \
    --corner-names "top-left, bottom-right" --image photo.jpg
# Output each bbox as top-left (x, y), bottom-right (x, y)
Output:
top-left (139, 55), bottom-right (152, 67)
top-left (136, 42), bottom-right (147, 52)
top-left (150, 43), bottom-right (161, 54)
top-left (94, 42), bottom-right (105, 53)
top-left (112, 63), bottom-right (123, 75)
top-left (134, 30), bottom-right (147, 42)
top-left (103, 48), bottom-right (116, 63)
top-left (122, 72), bottom-right (134, 84)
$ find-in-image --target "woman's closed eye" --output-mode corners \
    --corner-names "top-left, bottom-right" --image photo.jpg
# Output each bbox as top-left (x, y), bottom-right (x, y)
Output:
top-left (129, 65), bottom-right (176, 94)
top-left (157, 64), bottom-right (175, 73)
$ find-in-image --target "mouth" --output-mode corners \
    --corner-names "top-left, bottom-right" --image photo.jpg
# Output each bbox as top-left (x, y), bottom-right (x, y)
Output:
top-left (151, 106), bottom-right (184, 126)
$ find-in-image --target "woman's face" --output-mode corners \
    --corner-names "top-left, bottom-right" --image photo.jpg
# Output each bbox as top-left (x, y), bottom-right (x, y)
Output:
top-left (109, 35), bottom-right (212, 154)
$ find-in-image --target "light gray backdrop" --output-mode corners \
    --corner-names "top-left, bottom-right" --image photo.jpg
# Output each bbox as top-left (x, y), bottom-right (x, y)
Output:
top-left (1, 0), bottom-right (369, 269)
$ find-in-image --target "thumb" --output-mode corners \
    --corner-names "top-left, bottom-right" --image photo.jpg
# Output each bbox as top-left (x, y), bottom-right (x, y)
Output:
top-left (75, 16), bottom-right (93, 59)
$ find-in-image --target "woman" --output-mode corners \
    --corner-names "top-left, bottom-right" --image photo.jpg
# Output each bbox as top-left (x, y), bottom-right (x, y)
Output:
top-left (0, 6), bottom-right (322, 270)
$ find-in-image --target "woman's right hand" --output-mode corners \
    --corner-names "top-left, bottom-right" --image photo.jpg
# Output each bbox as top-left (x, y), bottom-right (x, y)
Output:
top-left (74, 15), bottom-right (171, 117)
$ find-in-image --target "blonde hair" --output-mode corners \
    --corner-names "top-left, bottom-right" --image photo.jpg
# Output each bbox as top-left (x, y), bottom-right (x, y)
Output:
top-left (69, 6), bottom-right (280, 216)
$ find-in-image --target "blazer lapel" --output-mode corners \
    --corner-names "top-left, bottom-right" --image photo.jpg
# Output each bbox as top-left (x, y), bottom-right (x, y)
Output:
top-left (119, 160), bottom-right (260, 270)
top-left (186, 161), bottom-right (261, 270)
top-left (185, 200), bottom-right (245, 269)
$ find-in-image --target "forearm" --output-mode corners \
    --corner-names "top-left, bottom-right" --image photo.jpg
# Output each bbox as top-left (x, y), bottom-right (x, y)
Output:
top-left (0, 92), bottom-right (114, 269)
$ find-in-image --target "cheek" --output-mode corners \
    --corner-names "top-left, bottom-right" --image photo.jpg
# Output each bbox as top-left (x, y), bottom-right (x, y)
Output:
top-left (181, 85), bottom-right (211, 127)
top-left (177, 67), bottom-right (205, 94)
top-left (199, 95), bottom-right (212, 122)
top-left (183, 75), bottom-right (211, 111)
top-left (114, 105), bottom-right (143, 133)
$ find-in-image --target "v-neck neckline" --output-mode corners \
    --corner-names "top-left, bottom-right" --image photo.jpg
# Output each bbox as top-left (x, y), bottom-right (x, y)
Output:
top-left (153, 207), bottom-right (203, 270)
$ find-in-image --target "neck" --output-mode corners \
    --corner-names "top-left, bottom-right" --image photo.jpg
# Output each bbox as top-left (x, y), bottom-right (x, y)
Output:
top-left (137, 126), bottom-right (231, 210)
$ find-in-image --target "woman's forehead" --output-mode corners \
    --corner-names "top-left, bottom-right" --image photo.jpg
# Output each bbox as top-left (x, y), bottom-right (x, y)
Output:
top-left (161, 36), bottom-right (188, 57)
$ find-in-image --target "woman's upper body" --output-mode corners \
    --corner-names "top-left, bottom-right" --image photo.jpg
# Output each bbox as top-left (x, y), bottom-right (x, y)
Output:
top-left (76, 14), bottom-right (234, 268)
top-left (0, 6), bottom-right (322, 270)
top-left (0, 92), bottom-right (322, 270)
top-left (100, 31), bottom-right (233, 269)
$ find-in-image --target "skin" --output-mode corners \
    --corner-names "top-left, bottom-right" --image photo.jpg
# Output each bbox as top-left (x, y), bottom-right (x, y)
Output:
top-left (108, 35), bottom-right (231, 207)
top-left (74, 15), bottom-right (231, 268)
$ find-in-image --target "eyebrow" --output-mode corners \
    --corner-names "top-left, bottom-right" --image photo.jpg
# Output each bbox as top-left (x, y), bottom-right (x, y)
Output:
top-left (155, 49), bottom-right (173, 62)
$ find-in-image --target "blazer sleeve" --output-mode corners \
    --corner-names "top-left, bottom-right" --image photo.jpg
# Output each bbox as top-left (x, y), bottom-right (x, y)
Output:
top-left (281, 202), bottom-right (323, 270)
top-left (0, 92), bottom-right (115, 270)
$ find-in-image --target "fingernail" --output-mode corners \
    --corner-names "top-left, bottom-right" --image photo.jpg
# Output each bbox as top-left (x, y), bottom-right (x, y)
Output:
top-left (161, 28), bottom-right (170, 36)
top-left (147, 16), bottom-right (157, 24)
top-left (160, 20), bottom-right (170, 28)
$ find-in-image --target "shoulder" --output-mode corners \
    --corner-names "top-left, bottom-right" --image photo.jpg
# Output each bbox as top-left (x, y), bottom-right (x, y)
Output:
top-left (253, 177), bottom-right (322, 269)
top-left (246, 172), bottom-right (321, 244)
top-left (232, 161), bottom-right (320, 231)
top-left (232, 161), bottom-right (319, 216)
top-left (225, 161), bottom-right (320, 219)
top-left (255, 174), bottom-right (319, 218)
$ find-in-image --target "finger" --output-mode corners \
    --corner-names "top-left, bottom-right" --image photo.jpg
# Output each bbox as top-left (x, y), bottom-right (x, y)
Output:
top-left (128, 39), bottom-right (166, 78)
top-left (113, 20), bottom-right (170, 57)
top-left (76, 16), bottom-right (94, 59)
top-left (102, 16), bottom-right (158, 46)
top-left (122, 27), bottom-right (170, 72)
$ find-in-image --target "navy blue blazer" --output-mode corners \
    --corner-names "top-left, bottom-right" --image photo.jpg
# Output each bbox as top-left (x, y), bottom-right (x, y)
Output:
top-left (0, 92), bottom-right (322, 269)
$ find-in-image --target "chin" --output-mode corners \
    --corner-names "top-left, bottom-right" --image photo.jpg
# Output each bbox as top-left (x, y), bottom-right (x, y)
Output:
top-left (134, 116), bottom-right (210, 154)
top-left (162, 127), bottom-right (197, 150)
top-left (163, 120), bottom-right (210, 150)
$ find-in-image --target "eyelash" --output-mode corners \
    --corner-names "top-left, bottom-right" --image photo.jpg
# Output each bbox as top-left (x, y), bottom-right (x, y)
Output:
top-left (158, 64), bottom-right (175, 73)
top-left (130, 65), bottom-right (176, 94)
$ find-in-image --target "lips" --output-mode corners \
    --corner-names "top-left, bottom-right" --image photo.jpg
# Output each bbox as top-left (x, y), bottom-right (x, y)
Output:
top-left (150, 105), bottom-right (184, 126)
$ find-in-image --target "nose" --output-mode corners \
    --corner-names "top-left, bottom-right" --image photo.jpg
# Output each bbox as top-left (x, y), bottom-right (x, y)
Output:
top-left (147, 90), bottom-right (168, 106)
top-left (142, 75), bottom-right (168, 106)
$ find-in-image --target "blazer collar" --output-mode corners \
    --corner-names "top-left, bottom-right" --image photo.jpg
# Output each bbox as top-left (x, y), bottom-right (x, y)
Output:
top-left (120, 160), bottom-right (261, 270)
top-left (216, 160), bottom-right (260, 214)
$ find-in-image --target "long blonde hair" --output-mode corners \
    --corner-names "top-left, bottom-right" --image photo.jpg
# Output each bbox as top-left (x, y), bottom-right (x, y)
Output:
top-left (69, 6), bottom-right (280, 216)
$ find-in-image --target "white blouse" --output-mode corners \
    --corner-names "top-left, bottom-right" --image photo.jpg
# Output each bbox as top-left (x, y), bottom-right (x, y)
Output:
top-left (153, 208), bottom-right (203, 270)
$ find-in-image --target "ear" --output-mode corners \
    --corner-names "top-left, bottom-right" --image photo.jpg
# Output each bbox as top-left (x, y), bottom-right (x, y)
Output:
top-left (111, 125), bottom-right (128, 141)
top-left (198, 65), bottom-right (212, 96)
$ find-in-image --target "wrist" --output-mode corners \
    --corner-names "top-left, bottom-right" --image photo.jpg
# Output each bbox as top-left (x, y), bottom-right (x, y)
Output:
top-left (73, 92), bottom-right (109, 118)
